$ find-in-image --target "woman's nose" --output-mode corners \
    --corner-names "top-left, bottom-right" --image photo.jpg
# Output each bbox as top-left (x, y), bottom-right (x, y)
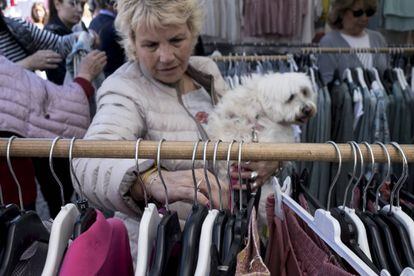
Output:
top-left (158, 45), bottom-right (175, 63)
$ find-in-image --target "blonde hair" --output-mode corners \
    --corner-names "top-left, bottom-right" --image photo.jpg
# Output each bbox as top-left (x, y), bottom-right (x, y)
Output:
top-left (115, 0), bottom-right (203, 61)
top-left (328, 0), bottom-right (377, 29)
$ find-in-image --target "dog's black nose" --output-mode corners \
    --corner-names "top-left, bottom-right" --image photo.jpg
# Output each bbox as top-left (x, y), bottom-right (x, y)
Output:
top-left (302, 106), bottom-right (313, 116)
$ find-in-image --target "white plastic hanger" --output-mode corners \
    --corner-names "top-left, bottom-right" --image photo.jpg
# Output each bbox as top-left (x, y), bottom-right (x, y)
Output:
top-left (395, 68), bottom-right (407, 90)
top-left (356, 67), bottom-right (368, 89)
top-left (42, 137), bottom-right (80, 276)
top-left (279, 141), bottom-right (377, 275)
top-left (344, 68), bottom-right (354, 83)
top-left (135, 138), bottom-right (162, 276)
top-left (194, 140), bottom-right (219, 276)
top-left (401, 267), bottom-right (414, 276)
top-left (372, 68), bottom-right (385, 91)
top-left (381, 142), bottom-right (414, 249)
top-left (344, 142), bottom-right (372, 260)
top-left (401, 68), bottom-right (410, 90)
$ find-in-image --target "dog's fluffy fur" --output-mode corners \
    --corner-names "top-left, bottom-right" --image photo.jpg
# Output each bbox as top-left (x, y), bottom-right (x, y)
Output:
top-left (206, 72), bottom-right (317, 143)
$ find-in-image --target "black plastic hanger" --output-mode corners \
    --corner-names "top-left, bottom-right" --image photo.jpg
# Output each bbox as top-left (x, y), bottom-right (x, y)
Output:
top-left (222, 141), bottom-right (249, 275)
top-left (378, 142), bottom-right (414, 269)
top-left (220, 140), bottom-right (236, 263)
top-left (354, 142), bottom-right (391, 272)
top-left (0, 136), bottom-right (50, 276)
top-left (69, 138), bottom-right (97, 239)
top-left (149, 139), bottom-right (182, 276)
top-left (329, 142), bottom-right (379, 272)
top-left (211, 140), bottom-right (228, 258)
top-left (178, 140), bottom-right (208, 276)
top-left (0, 190), bottom-right (20, 263)
top-left (364, 142), bottom-right (404, 274)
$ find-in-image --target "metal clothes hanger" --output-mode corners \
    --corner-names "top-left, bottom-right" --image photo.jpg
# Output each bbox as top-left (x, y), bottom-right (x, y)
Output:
top-left (211, 140), bottom-right (229, 257)
top-left (368, 142), bottom-right (405, 275)
top-left (179, 140), bottom-right (208, 276)
top-left (329, 142), bottom-right (378, 272)
top-left (136, 138), bottom-right (162, 276)
top-left (222, 141), bottom-right (249, 275)
top-left (342, 142), bottom-right (372, 261)
top-left (194, 140), bottom-right (219, 276)
top-left (42, 137), bottom-right (80, 276)
top-left (356, 142), bottom-right (391, 272)
top-left (148, 139), bottom-right (181, 276)
top-left (381, 142), bottom-right (414, 251)
top-left (280, 141), bottom-right (379, 275)
top-left (0, 136), bottom-right (50, 276)
top-left (221, 140), bottom-right (236, 263)
top-left (70, 137), bottom-right (96, 239)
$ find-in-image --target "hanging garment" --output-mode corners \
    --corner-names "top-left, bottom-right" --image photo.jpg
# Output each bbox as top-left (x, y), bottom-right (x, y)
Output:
top-left (264, 195), bottom-right (355, 276)
top-left (59, 210), bottom-right (134, 276)
top-left (235, 207), bottom-right (270, 276)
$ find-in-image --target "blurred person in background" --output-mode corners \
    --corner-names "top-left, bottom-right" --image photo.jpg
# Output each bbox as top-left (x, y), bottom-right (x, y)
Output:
top-left (318, 0), bottom-right (388, 84)
top-left (45, 0), bottom-right (88, 84)
top-left (88, 0), bottom-right (125, 76)
top-left (31, 2), bottom-right (47, 29)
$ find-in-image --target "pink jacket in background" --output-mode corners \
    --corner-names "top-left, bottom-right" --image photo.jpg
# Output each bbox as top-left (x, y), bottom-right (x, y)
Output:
top-left (0, 55), bottom-right (90, 138)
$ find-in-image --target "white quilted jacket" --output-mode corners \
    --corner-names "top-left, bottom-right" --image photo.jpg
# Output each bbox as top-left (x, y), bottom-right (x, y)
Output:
top-left (73, 56), bottom-right (227, 259)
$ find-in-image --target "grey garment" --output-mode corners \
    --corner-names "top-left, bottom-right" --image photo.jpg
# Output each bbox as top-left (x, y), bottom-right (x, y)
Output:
top-left (300, 84), bottom-right (332, 207)
top-left (400, 86), bottom-right (413, 144)
top-left (317, 29), bottom-right (388, 84)
top-left (330, 80), bottom-right (354, 143)
top-left (372, 87), bottom-right (391, 143)
top-left (358, 86), bottom-right (377, 143)
top-left (390, 82), bottom-right (404, 142)
top-left (329, 78), bottom-right (355, 207)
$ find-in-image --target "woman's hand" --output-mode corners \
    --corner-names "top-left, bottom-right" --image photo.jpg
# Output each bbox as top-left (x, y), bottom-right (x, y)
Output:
top-left (17, 50), bottom-right (62, 71)
top-left (230, 161), bottom-right (281, 190)
top-left (76, 50), bottom-right (107, 82)
top-left (132, 169), bottom-right (228, 210)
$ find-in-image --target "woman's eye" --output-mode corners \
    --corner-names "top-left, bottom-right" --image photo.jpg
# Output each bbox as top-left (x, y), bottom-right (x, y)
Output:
top-left (170, 38), bottom-right (184, 44)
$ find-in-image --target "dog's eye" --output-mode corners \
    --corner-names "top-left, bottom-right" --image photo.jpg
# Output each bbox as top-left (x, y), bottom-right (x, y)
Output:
top-left (302, 89), bottom-right (308, 97)
top-left (286, 94), bottom-right (295, 103)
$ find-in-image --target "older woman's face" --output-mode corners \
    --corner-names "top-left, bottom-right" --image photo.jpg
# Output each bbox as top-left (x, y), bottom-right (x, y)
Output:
top-left (134, 23), bottom-right (194, 84)
top-left (341, 0), bottom-right (373, 36)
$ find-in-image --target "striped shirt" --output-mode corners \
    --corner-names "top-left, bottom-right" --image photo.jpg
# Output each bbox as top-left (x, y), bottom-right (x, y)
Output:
top-left (0, 17), bottom-right (77, 62)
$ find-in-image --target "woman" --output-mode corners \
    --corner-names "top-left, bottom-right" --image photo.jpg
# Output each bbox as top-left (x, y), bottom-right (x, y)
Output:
top-left (45, 0), bottom-right (86, 84)
top-left (318, 0), bottom-right (388, 84)
top-left (0, 50), bottom-right (106, 212)
top-left (73, 0), bottom-right (279, 257)
top-left (31, 2), bottom-right (47, 29)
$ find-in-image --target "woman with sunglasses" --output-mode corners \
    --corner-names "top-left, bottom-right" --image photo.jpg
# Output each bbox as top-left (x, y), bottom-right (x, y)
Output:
top-left (318, 0), bottom-right (388, 84)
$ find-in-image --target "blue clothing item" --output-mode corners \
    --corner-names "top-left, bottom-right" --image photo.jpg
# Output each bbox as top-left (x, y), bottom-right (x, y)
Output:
top-left (383, 0), bottom-right (414, 31)
top-left (372, 87), bottom-right (390, 143)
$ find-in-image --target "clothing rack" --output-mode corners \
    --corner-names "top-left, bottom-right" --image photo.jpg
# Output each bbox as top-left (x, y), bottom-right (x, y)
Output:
top-left (211, 47), bottom-right (414, 62)
top-left (301, 47), bottom-right (414, 54)
top-left (0, 138), bottom-right (413, 163)
top-left (211, 54), bottom-right (289, 62)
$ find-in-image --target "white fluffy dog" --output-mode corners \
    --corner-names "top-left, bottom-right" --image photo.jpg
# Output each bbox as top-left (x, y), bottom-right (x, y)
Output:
top-left (206, 72), bottom-right (317, 143)
top-left (206, 72), bottom-right (317, 231)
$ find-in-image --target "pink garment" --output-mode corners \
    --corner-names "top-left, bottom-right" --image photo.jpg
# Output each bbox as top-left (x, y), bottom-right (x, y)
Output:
top-left (0, 55), bottom-right (90, 138)
top-left (59, 210), bottom-right (134, 276)
top-left (265, 195), bottom-right (355, 276)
